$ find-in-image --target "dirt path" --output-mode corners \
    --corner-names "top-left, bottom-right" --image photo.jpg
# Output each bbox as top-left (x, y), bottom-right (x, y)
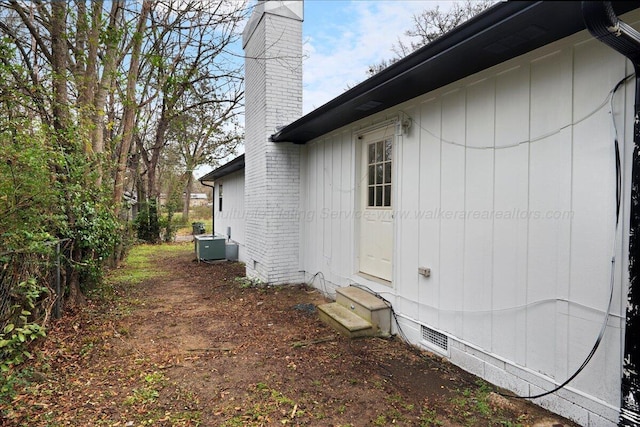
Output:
top-left (3, 243), bottom-right (578, 426)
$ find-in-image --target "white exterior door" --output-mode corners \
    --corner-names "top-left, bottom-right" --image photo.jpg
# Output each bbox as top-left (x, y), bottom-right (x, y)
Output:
top-left (359, 129), bottom-right (393, 282)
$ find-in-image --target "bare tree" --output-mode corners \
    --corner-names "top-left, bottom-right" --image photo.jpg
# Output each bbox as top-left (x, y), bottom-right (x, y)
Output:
top-left (368, 0), bottom-right (495, 76)
top-left (141, 0), bottom-right (244, 197)
top-left (0, 0), bottom-right (134, 305)
top-left (0, 0), bottom-right (248, 310)
top-left (166, 90), bottom-right (242, 221)
top-left (130, 0), bottom-right (246, 239)
top-left (113, 0), bottom-right (152, 220)
top-left (4, 1), bottom-right (126, 183)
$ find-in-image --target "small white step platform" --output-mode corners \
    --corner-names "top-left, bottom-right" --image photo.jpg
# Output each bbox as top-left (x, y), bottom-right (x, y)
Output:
top-left (318, 286), bottom-right (391, 338)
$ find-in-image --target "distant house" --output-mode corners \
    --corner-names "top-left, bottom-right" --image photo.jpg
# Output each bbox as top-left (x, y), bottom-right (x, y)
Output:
top-left (159, 192), bottom-right (209, 208)
top-left (203, 2), bottom-right (640, 425)
top-left (188, 193), bottom-right (209, 207)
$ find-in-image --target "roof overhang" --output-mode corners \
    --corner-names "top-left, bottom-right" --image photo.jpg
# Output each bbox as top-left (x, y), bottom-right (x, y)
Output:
top-left (271, 1), bottom-right (638, 144)
top-left (199, 154), bottom-right (245, 182)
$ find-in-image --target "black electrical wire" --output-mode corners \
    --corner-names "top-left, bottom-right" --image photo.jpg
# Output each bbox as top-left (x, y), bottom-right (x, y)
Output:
top-left (305, 75), bottom-right (632, 401)
top-left (306, 271), bottom-right (329, 297)
top-left (340, 74), bottom-right (633, 401)
top-left (502, 258), bottom-right (616, 399)
top-left (500, 73), bottom-right (631, 400)
top-left (347, 283), bottom-right (410, 344)
top-left (612, 75), bottom-right (630, 227)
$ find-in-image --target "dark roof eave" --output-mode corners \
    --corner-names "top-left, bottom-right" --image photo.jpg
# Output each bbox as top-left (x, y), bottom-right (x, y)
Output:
top-left (199, 154), bottom-right (245, 182)
top-left (271, 1), bottom-right (638, 145)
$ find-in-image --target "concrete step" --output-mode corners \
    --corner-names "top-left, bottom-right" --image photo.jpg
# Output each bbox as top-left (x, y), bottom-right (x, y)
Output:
top-left (317, 302), bottom-right (377, 338)
top-left (336, 286), bottom-right (391, 336)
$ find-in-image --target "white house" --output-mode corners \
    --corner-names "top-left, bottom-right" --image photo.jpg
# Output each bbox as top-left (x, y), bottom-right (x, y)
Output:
top-left (202, 1), bottom-right (640, 425)
top-left (200, 154), bottom-right (246, 261)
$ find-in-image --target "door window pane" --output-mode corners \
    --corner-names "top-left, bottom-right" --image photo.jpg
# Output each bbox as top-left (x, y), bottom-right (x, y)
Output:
top-left (385, 139), bottom-right (392, 161)
top-left (365, 139), bottom-right (392, 208)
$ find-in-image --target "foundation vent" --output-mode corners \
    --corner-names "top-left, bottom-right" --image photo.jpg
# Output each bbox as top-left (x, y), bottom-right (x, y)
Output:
top-left (421, 325), bottom-right (448, 352)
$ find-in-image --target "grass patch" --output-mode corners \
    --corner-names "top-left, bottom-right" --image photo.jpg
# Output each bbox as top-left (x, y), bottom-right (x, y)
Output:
top-left (173, 213), bottom-right (213, 236)
top-left (144, 371), bottom-right (167, 386)
top-left (234, 276), bottom-right (265, 289)
top-left (124, 387), bottom-right (159, 405)
top-left (419, 408), bottom-right (444, 426)
top-left (218, 383), bottom-right (299, 426)
top-left (107, 243), bottom-right (191, 286)
top-left (448, 379), bottom-right (516, 426)
top-left (123, 370), bottom-right (168, 407)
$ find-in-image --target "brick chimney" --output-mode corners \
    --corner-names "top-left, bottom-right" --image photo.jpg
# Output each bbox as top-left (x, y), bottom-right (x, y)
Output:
top-left (242, 1), bottom-right (303, 284)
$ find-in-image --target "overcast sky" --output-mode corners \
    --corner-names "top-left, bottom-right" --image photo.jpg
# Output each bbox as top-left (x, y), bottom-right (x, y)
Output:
top-left (301, 0), bottom-right (449, 113)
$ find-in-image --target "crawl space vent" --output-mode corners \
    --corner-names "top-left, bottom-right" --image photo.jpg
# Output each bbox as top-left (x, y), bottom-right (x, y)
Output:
top-left (421, 325), bottom-right (448, 352)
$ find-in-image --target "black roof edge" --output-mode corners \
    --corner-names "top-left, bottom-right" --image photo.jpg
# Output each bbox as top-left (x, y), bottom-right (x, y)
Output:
top-left (271, 1), bottom-right (638, 144)
top-left (199, 154), bottom-right (245, 182)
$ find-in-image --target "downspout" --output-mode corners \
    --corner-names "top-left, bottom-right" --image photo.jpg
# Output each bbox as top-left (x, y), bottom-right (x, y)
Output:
top-left (200, 178), bottom-right (215, 236)
top-left (582, 2), bottom-right (640, 426)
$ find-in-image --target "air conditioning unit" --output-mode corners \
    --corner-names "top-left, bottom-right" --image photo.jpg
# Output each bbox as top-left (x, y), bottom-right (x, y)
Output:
top-left (194, 235), bottom-right (226, 261)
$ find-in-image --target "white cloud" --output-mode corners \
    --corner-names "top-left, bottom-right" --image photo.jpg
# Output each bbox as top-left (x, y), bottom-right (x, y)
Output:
top-left (302, 1), bottom-right (446, 114)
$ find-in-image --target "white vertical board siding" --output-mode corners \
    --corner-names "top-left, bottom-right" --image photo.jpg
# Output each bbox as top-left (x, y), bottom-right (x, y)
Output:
top-left (463, 78), bottom-right (495, 351)
top-left (569, 37), bottom-right (627, 402)
top-left (329, 136), bottom-right (342, 279)
top-left (298, 24), bottom-right (634, 422)
top-left (527, 129), bottom-right (572, 379)
top-left (492, 65), bottom-right (530, 366)
top-left (323, 139), bottom-right (332, 263)
top-left (396, 106), bottom-right (421, 319)
top-left (214, 170), bottom-right (246, 262)
top-left (527, 48), bottom-right (573, 380)
top-left (438, 90), bottom-right (467, 338)
top-left (417, 99), bottom-right (442, 328)
top-left (340, 135), bottom-right (356, 278)
top-left (301, 131), bottom-right (356, 289)
top-left (302, 142), bottom-right (319, 276)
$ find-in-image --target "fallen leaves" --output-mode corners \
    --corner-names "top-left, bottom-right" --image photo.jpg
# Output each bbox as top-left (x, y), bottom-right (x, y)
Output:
top-left (1, 243), bottom-right (577, 427)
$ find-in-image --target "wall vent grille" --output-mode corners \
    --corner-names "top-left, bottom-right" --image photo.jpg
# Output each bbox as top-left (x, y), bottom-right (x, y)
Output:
top-left (421, 325), bottom-right (448, 352)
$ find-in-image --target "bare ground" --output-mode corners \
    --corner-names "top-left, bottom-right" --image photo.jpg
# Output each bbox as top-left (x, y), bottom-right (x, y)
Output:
top-left (2, 242), bottom-right (579, 426)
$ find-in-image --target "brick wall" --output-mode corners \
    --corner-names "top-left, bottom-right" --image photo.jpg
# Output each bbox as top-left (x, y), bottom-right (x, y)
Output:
top-left (243, 2), bottom-right (303, 284)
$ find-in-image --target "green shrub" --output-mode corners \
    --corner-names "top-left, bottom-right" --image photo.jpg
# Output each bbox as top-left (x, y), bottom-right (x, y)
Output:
top-left (0, 278), bottom-right (48, 372)
top-left (134, 199), bottom-right (161, 243)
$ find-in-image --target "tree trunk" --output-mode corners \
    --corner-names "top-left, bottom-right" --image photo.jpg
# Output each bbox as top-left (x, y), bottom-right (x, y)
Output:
top-left (113, 0), bottom-right (151, 219)
top-left (92, 0), bottom-right (123, 186)
top-left (182, 172), bottom-right (194, 221)
top-left (147, 114), bottom-right (169, 200)
top-left (74, 0), bottom-right (99, 172)
top-left (50, 2), bottom-right (70, 134)
top-left (112, 0), bottom-right (151, 264)
top-left (64, 246), bottom-right (86, 310)
top-left (51, 2), bottom-right (86, 308)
